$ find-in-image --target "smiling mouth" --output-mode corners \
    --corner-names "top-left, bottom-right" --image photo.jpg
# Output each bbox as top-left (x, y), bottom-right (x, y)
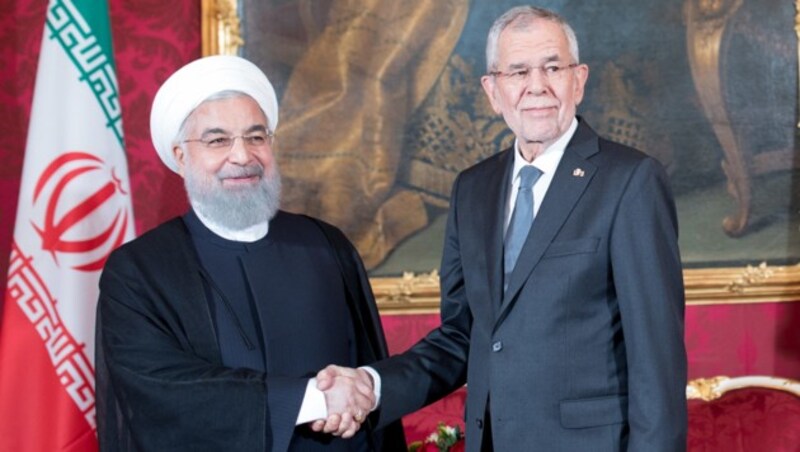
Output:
top-left (521, 106), bottom-right (557, 115)
top-left (221, 175), bottom-right (260, 186)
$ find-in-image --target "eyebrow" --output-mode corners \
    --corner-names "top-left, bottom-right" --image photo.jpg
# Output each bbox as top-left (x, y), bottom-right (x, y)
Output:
top-left (200, 124), bottom-right (268, 137)
top-left (505, 54), bottom-right (562, 70)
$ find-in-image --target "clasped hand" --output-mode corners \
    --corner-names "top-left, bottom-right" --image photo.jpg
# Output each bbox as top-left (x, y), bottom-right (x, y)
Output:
top-left (312, 365), bottom-right (375, 438)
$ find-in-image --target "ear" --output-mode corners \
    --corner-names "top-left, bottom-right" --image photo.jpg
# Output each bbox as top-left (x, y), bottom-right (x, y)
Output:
top-left (172, 145), bottom-right (186, 177)
top-left (572, 64), bottom-right (590, 106)
top-left (480, 75), bottom-right (503, 114)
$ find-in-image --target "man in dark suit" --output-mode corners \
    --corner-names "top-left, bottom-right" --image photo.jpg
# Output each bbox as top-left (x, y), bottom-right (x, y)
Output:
top-left (95, 55), bottom-right (405, 451)
top-left (316, 6), bottom-right (687, 451)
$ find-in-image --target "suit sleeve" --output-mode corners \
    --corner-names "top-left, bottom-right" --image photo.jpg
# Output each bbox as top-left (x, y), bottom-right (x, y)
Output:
top-left (95, 251), bottom-right (306, 452)
top-left (371, 174), bottom-right (471, 426)
top-left (609, 157), bottom-right (687, 451)
top-left (310, 218), bottom-right (409, 450)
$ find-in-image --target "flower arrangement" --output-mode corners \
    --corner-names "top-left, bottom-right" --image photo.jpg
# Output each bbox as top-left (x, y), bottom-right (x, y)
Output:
top-left (408, 422), bottom-right (465, 452)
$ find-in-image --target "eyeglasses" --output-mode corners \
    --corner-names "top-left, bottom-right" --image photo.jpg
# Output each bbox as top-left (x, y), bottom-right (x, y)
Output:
top-left (181, 131), bottom-right (275, 150)
top-left (489, 63), bottom-right (578, 85)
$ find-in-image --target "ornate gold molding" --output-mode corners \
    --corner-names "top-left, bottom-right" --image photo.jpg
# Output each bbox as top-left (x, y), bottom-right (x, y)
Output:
top-left (376, 264), bottom-right (800, 313)
top-left (371, 271), bottom-right (442, 314)
top-left (201, 0), bottom-right (243, 56)
top-left (683, 263), bottom-right (800, 306)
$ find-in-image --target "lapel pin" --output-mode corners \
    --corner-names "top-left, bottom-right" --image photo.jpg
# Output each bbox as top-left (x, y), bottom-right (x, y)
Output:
top-left (572, 168), bottom-right (585, 177)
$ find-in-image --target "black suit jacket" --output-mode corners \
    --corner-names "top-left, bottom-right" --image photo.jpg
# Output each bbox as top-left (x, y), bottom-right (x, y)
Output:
top-left (372, 120), bottom-right (687, 451)
top-left (96, 212), bottom-right (405, 451)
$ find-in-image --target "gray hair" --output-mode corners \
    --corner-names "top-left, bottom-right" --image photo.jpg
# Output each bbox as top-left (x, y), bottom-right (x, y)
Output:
top-left (485, 6), bottom-right (580, 73)
top-left (173, 90), bottom-right (268, 148)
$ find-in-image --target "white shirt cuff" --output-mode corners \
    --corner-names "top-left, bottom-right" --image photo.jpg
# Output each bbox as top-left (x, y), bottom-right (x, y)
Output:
top-left (360, 366), bottom-right (382, 410)
top-left (295, 378), bottom-right (327, 425)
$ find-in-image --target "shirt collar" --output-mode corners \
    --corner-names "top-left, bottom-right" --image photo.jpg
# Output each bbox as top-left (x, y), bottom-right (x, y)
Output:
top-left (511, 117), bottom-right (578, 181)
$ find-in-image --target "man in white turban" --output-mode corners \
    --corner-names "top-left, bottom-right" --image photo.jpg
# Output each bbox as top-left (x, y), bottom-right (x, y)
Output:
top-left (95, 55), bottom-right (406, 452)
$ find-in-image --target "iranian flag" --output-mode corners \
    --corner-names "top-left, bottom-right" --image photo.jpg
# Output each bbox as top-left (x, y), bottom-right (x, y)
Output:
top-left (0, 1), bottom-right (135, 451)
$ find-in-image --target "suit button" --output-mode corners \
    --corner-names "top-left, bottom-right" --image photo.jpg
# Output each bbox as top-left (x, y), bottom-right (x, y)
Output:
top-left (476, 419), bottom-right (483, 429)
top-left (492, 341), bottom-right (503, 352)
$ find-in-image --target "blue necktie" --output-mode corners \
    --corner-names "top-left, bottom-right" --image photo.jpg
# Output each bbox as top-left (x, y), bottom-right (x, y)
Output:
top-left (504, 165), bottom-right (543, 293)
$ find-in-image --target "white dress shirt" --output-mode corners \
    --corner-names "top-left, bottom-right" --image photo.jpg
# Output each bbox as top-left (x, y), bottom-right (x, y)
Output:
top-left (504, 117), bottom-right (577, 233)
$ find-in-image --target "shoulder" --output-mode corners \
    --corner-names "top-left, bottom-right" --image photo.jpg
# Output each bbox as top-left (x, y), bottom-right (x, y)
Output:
top-left (597, 138), bottom-right (669, 183)
top-left (110, 218), bottom-right (186, 256)
top-left (103, 217), bottom-right (190, 275)
top-left (270, 211), bottom-right (354, 251)
top-left (460, 147), bottom-right (511, 180)
top-left (567, 122), bottom-right (667, 183)
top-left (597, 137), bottom-right (652, 164)
top-left (570, 119), bottom-right (654, 167)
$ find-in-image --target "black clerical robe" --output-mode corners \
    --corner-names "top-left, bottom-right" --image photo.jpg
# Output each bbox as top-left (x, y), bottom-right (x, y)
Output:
top-left (96, 211), bottom-right (405, 452)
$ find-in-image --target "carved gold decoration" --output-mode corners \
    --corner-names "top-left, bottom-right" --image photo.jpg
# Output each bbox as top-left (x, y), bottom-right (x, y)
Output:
top-left (687, 375), bottom-right (800, 401)
top-left (725, 262), bottom-right (774, 293)
top-left (201, 0), bottom-right (243, 56)
top-left (686, 376), bottom-right (730, 401)
top-left (370, 271), bottom-right (442, 314)
top-left (684, 263), bottom-right (800, 305)
top-left (203, 2), bottom-right (800, 313)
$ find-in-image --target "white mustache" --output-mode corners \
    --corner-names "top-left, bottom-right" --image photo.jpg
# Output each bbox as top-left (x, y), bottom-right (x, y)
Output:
top-left (520, 104), bottom-right (557, 110)
top-left (217, 164), bottom-right (264, 179)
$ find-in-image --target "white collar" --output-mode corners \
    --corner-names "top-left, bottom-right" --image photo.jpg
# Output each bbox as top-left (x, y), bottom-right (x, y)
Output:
top-left (511, 117), bottom-right (578, 180)
top-left (193, 208), bottom-right (270, 242)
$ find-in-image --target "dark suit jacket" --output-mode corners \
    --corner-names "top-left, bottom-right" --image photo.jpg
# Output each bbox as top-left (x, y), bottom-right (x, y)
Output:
top-left (96, 212), bottom-right (405, 452)
top-left (372, 120), bottom-right (687, 451)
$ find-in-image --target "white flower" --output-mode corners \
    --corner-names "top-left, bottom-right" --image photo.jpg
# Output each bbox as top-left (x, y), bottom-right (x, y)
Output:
top-left (442, 426), bottom-right (457, 438)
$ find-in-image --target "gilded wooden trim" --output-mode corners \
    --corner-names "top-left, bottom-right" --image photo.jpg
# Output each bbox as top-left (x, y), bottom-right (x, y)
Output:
top-left (202, 2), bottom-right (800, 314)
top-left (373, 264), bottom-right (800, 313)
top-left (687, 375), bottom-right (800, 401)
top-left (201, 0), bottom-right (242, 56)
top-left (371, 271), bottom-right (443, 314)
top-left (683, 263), bottom-right (800, 306)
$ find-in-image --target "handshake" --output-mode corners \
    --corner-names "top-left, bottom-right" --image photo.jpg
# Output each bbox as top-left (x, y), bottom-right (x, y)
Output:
top-left (311, 365), bottom-right (376, 439)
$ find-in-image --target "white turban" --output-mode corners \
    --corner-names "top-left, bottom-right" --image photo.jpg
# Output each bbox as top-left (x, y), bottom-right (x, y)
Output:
top-left (149, 55), bottom-right (279, 173)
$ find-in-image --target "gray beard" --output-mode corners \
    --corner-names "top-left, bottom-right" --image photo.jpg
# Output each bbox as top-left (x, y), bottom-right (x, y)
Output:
top-left (183, 158), bottom-right (281, 231)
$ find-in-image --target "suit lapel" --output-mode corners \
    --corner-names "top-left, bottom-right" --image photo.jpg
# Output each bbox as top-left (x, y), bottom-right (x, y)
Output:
top-left (495, 122), bottom-right (600, 329)
top-left (482, 149), bottom-right (514, 316)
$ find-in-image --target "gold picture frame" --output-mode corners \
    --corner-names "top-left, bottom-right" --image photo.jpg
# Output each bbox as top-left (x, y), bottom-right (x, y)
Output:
top-left (200, 0), bottom-right (800, 313)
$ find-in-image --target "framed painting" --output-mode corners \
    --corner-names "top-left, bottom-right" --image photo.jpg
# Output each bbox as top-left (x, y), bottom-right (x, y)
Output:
top-left (201, 0), bottom-right (800, 312)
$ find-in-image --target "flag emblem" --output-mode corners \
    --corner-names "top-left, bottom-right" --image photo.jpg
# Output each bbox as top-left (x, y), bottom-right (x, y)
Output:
top-left (32, 152), bottom-right (131, 272)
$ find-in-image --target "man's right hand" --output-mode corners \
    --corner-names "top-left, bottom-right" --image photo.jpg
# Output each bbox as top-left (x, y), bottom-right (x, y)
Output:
top-left (311, 365), bottom-right (375, 438)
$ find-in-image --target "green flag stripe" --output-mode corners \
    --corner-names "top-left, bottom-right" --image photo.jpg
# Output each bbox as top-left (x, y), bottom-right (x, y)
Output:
top-left (71, 0), bottom-right (115, 71)
top-left (44, 0), bottom-right (124, 149)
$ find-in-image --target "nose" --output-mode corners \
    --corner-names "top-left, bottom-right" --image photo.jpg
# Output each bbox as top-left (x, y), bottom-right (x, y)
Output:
top-left (226, 136), bottom-right (252, 164)
top-left (523, 67), bottom-right (549, 94)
